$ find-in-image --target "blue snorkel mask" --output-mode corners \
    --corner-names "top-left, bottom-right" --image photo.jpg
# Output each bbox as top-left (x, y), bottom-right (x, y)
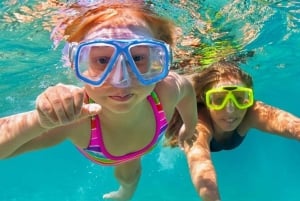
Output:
top-left (68, 39), bottom-right (172, 87)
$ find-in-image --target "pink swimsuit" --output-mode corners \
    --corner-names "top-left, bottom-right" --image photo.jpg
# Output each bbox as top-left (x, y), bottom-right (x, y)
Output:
top-left (77, 91), bottom-right (168, 166)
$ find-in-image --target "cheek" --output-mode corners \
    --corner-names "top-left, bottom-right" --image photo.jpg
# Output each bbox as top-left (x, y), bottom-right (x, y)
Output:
top-left (83, 85), bottom-right (93, 98)
top-left (83, 85), bottom-right (104, 100)
top-left (209, 110), bottom-right (219, 121)
top-left (137, 84), bottom-right (156, 95)
top-left (237, 109), bottom-right (248, 120)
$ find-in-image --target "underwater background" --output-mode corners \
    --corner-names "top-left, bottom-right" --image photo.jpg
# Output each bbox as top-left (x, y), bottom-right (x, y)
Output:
top-left (0, 1), bottom-right (300, 200)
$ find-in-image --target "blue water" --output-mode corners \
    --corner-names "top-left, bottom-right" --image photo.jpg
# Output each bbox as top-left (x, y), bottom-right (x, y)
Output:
top-left (1, 1), bottom-right (300, 201)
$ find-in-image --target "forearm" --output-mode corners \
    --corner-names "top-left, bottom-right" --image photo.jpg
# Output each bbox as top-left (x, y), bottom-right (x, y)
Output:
top-left (0, 110), bottom-right (46, 158)
top-left (114, 159), bottom-right (142, 199)
top-left (186, 145), bottom-right (221, 201)
top-left (117, 168), bottom-right (141, 190)
top-left (176, 82), bottom-right (198, 132)
top-left (190, 161), bottom-right (221, 201)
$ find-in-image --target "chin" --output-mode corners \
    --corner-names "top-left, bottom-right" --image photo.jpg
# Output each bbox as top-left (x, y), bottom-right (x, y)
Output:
top-left (107, 103), bottom-right (137, 114)
top-left (221, 123), bottom-right (239, 132)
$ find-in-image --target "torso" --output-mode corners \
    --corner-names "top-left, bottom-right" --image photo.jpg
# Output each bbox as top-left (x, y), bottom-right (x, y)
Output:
top-left (77, 91), bottom-right (168, 165)
top-left (197, 106), bottom-right (249, 152)
top-left (210, 130), bottom-right (246, 152)
top-left (65, 72), bottom-right (182, 164)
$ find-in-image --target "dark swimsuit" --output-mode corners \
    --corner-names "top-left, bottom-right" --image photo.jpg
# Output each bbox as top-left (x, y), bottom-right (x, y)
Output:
top-left (210, 130), bottom-right (246, 152)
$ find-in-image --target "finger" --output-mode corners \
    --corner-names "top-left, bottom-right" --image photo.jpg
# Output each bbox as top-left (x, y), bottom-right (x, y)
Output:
top-left (79, 103), bottom-right (102, 119)
top-left (70, 86), bottom-right (85, 116)
top-left (51, 84), bottom-right (84, 124)
top-left (36, 93), bottom-right (59, 127)
top-left (57, 85), bottom-right (84, 120)
top-left (46, 87), bottom-right (69, 124)
top-left (58, 85), bottom-right (77, 119)
top-left (36, 92), bottom-right (58, 121)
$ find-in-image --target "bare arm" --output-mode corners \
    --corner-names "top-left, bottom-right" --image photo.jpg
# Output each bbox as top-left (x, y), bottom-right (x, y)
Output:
top-left (185, 111), bottom-right (221, 201)
top-left (103, 158), bottom-right (142, 200)
top-left (169, 72), bottom-right (198, 147)
top-left (247, 101), bottom-right (300, 140)
top-left (0, 84), bottom-right (101, 159)
top-left (0, 111), bottom-right (46, 158)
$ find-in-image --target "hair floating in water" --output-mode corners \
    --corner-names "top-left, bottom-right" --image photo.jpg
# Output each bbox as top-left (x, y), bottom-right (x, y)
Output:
top-left (66, 0), bottom-right (144, 7)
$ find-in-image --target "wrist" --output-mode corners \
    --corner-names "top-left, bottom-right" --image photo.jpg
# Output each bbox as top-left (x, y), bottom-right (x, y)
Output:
top-left (32, 110), bottom-right (51, 131)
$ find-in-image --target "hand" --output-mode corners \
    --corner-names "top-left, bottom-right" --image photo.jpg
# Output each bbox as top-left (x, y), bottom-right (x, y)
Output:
top-left (35, 83), bottom-right (101, 129)
top-left (178, 124), bottom-right (197, 149)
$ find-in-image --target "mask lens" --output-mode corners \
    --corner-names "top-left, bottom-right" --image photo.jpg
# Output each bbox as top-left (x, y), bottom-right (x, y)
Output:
top-left (129, 42), bottom-right (168, 81)
top-left (75, 43), bottom-right (117, 83)
top-left (208, 91), bottom-right (228, 109)
top-left (232, 89), bottom-right (253, 108)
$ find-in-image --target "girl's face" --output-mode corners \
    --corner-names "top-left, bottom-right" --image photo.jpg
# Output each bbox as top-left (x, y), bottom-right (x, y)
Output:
top-left (208, 79), bottom-right (249, 132)
top-left (83, 25), bottom-right (157, 114)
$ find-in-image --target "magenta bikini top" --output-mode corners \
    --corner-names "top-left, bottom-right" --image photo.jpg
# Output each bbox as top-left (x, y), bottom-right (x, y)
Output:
top-left (77, 91), bottom-right (168, 166)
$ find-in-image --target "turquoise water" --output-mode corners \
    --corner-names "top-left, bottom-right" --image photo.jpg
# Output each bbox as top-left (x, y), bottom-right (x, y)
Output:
top-left (1, 1), bottom-right (300, 200)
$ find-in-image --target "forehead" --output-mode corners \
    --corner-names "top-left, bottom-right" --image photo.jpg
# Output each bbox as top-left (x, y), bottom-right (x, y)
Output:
top-left (214, 78), bottom-right (245, 88)
top-left (84, 26), bottom-right (153, 41)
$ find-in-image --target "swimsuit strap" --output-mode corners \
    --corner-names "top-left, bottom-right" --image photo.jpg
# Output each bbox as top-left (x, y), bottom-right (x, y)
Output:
top-left (77, 91), bottom-right (168, 166)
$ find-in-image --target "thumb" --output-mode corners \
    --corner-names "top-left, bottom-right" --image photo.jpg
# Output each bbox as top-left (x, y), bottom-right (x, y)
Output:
top-left (80, 103), bottom-right (102, 118)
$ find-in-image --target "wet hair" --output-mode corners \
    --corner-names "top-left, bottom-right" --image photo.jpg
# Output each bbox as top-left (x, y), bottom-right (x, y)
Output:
top-left (165, 61), bottom-right (253, 147)
top-left (51, 1), bottom-right (176, 46)
top-left (193, 61), bottom-right (253, 104)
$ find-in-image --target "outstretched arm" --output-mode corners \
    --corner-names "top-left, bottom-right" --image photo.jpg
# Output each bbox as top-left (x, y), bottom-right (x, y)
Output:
top-left (172, 72), bottom-right (198, 147)
top-left (248, 101), bottom-right (300, 140)
top-left (0, 111), bottom-right (46, 158)
top-left (156, 72), bottom-right (198, 147)
top-left (184, 113), bottom-right (221, 201)
top-left (0, 84), bottom-right (101, 159)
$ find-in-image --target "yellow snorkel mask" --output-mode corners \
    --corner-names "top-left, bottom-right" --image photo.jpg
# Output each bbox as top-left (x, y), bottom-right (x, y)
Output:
top-left (205, 86), bottom-right (254, 110)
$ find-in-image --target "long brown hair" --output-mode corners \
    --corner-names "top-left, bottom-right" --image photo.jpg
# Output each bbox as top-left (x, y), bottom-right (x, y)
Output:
top-left (165, 61), bottom-right (253, 147)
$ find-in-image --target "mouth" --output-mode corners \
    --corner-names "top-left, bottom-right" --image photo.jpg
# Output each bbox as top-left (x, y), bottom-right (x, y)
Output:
top-left (109, 93), bottom-right (134, 102)
top-left (223, 117), bottom-right (237, 124)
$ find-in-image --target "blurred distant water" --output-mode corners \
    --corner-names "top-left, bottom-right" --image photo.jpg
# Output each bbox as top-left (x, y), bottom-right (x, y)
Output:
top-left (0, 1), bottom-right (300, 200)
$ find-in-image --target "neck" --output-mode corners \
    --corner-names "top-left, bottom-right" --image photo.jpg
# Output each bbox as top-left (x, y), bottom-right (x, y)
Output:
top-left (100, 99), bottom-right (149, 127)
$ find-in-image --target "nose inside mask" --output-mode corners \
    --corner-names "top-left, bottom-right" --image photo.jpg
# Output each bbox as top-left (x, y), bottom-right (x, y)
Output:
top-left (108, 54), bottom-right (131, 88)
top-left (225, 100), bottom-right (235, 113)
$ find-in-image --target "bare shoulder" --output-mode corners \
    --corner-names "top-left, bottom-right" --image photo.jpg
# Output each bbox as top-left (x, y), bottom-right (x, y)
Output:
top-left (242, 100), bottom-right (289, 131)
top-left (154, 72), bottom-right (192, 116)
top-left (155, 71), bottom-right (191, 103)
top-left (246, 101), bottom-right (279, 121)
top-left (156, 71), bottom-right (188, 89)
